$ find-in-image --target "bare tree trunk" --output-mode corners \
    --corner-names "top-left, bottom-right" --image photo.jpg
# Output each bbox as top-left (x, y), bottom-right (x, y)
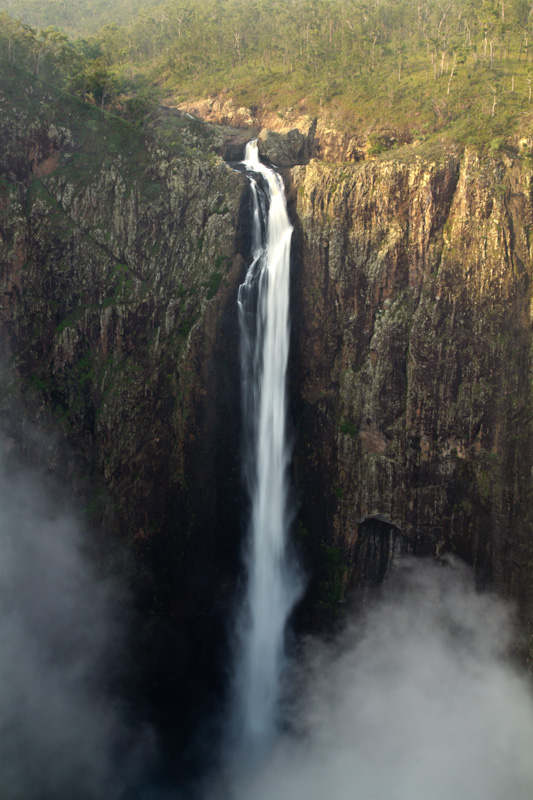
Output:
top-left (371, 33), bottom-right (377, 72)
top-left (234, 31), bottom-right (242, 63)
top-left (438, 3), bottom-right (452, 36)
top-left (447, 53), bottom-right (457, 95)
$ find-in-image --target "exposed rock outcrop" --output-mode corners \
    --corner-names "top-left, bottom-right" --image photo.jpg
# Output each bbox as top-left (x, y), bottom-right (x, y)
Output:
top-left (257, 121), bottom-right (317, 167)
top-left (176, 94), bottom-right (415, 164)
top-left (176, 96), bottom-right (319, 165)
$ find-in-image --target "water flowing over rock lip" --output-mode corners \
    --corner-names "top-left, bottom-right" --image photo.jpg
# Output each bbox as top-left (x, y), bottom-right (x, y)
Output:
top-left (230, 139), bottom-right (302, 753)
top-left (172, 94), bottom-right (424, 165)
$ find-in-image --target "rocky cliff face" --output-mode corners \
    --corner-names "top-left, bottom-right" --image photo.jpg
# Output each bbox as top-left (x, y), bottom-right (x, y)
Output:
top-left (289, 146), bottom-right (533, 649)
top-left (177, 94), bottom-right (412, 164)
top-left (0, 67), bottom-right (251, 720)
top-left (3, 64), bottom-right (533, 662)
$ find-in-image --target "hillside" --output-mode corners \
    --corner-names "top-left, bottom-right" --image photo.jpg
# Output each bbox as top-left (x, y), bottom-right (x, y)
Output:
top-left (3, 0), bottom-right (533, 149)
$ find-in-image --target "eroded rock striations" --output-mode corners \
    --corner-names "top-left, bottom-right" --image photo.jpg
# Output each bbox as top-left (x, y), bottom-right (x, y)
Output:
top-left (290, 147), bottom-right (533, 647)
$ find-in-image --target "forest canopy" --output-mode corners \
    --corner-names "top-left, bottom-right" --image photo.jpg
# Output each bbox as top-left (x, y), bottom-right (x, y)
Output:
top-left (3, 0), bottom-right (533, 146)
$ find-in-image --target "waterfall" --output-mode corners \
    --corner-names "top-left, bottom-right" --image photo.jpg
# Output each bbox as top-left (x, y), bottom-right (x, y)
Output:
top-left (232, 140), bottom-right (301, 754)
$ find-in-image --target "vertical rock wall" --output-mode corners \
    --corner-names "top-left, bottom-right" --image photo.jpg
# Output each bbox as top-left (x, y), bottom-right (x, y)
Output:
top-left (290, 147), bottom-right (533, 643)
top-left (0, 70), bottom-right (251, 682)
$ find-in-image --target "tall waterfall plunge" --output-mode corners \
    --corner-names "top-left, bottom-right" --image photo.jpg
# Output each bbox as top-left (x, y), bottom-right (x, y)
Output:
top-left (231, 140), bottom-right (302, 754)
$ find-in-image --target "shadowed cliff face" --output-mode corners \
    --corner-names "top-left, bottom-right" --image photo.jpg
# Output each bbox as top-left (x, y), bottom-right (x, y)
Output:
top-left (290, 148), bottom-right (533, 644)
top-left (0, 66), bottom-right (252, 744)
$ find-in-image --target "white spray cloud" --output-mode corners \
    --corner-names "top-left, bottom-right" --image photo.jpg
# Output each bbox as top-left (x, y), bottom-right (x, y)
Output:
top-left (225, 557), bottom-right (533, 800)
top-left (0, 438), bottom-right (150, 799)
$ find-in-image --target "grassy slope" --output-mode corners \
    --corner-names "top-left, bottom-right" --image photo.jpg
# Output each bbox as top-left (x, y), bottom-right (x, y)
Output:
top-left (167, 48), bottom-right (533, 149)
top-left (4, 0), bottom-right (533, 150)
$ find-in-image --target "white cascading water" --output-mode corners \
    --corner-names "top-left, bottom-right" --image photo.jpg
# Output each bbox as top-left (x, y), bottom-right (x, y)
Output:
top-left (232, 140), bottom-right (301, 754)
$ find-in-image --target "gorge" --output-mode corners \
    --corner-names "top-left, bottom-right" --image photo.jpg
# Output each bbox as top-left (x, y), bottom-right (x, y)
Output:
top-left (2, 47), bottom-right (533, 795)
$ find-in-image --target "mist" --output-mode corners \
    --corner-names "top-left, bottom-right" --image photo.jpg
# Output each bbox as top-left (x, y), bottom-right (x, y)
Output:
top-left (3, 417), bottom-right (533, 800)
top-left (220, 557), bottom-right (533, 800)
top-left (0, 435), bottom-right (151, 799)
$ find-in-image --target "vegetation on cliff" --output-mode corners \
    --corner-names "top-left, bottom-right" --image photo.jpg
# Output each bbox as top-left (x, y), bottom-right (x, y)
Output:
top-left (4, 0), bottom-right (533, 146)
